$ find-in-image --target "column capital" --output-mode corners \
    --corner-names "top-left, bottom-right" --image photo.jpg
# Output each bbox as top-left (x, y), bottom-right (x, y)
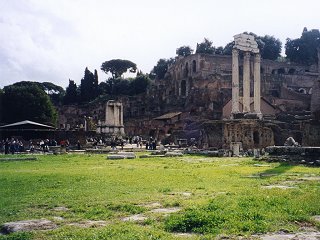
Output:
top-left (254, 53), bottom-right (261, 63)
top-left (244, 51), bottom-right (251, 58)
top-left (232, 48), bottom-right (239, 56)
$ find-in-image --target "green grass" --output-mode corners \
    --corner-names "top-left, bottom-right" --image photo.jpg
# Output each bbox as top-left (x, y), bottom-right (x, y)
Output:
top-left (0, 154), bottom-right (319, 239)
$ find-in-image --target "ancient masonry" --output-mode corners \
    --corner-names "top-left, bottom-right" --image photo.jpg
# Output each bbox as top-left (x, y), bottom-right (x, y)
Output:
top-left (311, 48), bottom-right (320, 120)
top-left (57, 33), bottom-right (320, 149)
top-left (231, 33), bottom-right (261, 119)
top-left (222, 34), bottom-right (274, 151)
top-left (96, 100), bottom-right (124, 135)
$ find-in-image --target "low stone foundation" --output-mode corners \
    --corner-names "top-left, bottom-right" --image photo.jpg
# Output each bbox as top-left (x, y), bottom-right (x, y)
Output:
top-left (265, 146), bottom-right (320, 165)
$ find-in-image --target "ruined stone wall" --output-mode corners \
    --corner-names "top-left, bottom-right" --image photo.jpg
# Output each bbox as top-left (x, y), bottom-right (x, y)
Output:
top-left (302, 122), bottom-right (320, 146)
top-left (223, 120), bottom-right (274, 150)
top-left (56, 53), bottom-right (319, 146)
top-left (310, 48), bottom-right (320, 120)
top-left (162, 53), bottom-right (316, 118)
top-left (57, 102), bottom-right (106, 130)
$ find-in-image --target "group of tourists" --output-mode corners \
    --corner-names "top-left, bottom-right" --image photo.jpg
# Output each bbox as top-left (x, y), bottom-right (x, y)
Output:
top-left (0, 135), bottom-right (159, 154)
top-left (0, 138), bottom-right (25, 154)
top-left (0, 138), bottom-right (60, 154)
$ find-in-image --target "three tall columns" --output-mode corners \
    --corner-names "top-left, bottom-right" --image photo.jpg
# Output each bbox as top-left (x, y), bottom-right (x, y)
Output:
top-left (231, 49), bottom-right (261, 117)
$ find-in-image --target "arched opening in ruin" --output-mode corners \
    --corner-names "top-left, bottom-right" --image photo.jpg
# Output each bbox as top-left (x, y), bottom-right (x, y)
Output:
top-left (253, 131), bottom-right (260, 145)
top-left (277, 68), bottom-right (285, 74)
top-left (184, 62), bottom-right (189, 77)
top-left (288, 68), bottom-right (296, 74)
top-left (192, 60), bottom-right (196, 73)
top-left (271, 69), bottom-right (277, 74)
top-left (299, 88), bottom-right (307, 94)
top-left (260, 67), bottom-right (264, 74)
top-left (181, 80), bottom-right (187, 96)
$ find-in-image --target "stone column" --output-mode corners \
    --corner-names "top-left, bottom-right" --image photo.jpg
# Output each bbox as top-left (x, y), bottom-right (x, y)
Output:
top-left (254, 54), bottom-right (261, 114)
top-left (231, 49), bottom-right (240, 114)
top-left (243, 52), bottom-right (251, 113)
top-left (120, 104), bottom-right (123, 126)
top-left (113, 104), bottom-right (117, 125)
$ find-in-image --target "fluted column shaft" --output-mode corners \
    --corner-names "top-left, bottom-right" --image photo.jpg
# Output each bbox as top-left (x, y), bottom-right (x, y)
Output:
top-left (254, 54), bottom-right (261, 114)
top-left (232, 49), bottom-right (240, 114)
top-left (243, 52), bottom-right (251, 113)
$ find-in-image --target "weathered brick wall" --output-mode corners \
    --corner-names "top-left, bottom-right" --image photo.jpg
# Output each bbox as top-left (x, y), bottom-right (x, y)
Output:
top-left (310, 48), bottom-right (320, 120)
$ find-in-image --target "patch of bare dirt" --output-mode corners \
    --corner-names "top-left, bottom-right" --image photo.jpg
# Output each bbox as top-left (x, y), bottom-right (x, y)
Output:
top-left (122, 214), bottom-right (147, 222)
top-left (52, 206), bottom-right (69, 212)
top-left (1, 219), bottom-right (57, 234)
top-left (139, 202), bottom-right (162, 209)
top-left (68, 220), bottom-right (107, 228)
top-left (256, 231), bottom-right (320, 239)
top-left (150, 207), bottom-right (181, 214)
top-left (262, 185), bottom-right (297, 190)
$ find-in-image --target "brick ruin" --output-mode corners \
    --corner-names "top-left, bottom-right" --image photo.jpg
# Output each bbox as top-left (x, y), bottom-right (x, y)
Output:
top-left (57, 37), bottom-right (320, 150)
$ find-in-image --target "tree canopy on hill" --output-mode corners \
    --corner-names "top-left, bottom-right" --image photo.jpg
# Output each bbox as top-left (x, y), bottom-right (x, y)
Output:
top-left (1, 82), bottom-right (57, 125)
top-left (176, 45), bottom-right (193, 57)
top-left (10, 81), bottom-right (65, 106)
top-left (101, 59), bottom-right (137, 79)
top-left (285, 27), bottom-right (320, 65)
top-left (150, 58), bottom-right (175, 80)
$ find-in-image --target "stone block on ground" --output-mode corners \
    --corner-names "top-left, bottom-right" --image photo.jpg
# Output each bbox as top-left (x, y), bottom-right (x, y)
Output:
top-left (165, 152), bottom-right (183, 157)
top-left (150, 150), bottom-right (167, 155)
top-left (106, 155), bottom-right (126, 160)
top-left (139, 154), bottom-right (166, 158)
top-left (0, 157), bottom-right (37, 161)
top-left (117, 152), bottom-right (136, 159)
top-left (1, 219), bottom-right (57, 234)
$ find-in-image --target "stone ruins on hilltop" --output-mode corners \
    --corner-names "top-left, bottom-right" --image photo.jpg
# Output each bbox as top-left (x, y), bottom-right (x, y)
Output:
top-left (57, 34), bottom-right (320, 150)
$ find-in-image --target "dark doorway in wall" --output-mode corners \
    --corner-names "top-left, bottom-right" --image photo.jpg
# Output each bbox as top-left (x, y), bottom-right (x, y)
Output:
top-left (192, 60), bottom-right (196, 73)
top-left (253, 131), bottom-right (260, 145)
top-left (181, 80), bottom-right (187, 96)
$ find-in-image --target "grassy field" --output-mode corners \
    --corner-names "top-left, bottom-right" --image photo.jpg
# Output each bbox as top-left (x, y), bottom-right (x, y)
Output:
top-left (0, 153), bottom-right (319, 239)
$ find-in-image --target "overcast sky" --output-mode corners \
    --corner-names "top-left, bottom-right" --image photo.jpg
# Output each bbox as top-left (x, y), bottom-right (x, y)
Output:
top-left (1, 0), bottom-right (319, 88)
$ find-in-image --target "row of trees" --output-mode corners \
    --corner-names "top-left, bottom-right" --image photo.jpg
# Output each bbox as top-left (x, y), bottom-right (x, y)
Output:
top-left (0, 28), bottom-right (318, 125)
top-left (151, 28), bottom-right (319, 80)
top-left (174, 34), bottom-right (282, 60)
top-left (0, 82), bottom-right (58, 125)
top-left (63, 60), bottom-right (150, 105)
top-left (0, 59), bottom-right (150, 125)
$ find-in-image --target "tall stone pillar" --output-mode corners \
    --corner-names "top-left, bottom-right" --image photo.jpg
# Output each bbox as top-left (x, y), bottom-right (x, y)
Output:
top-left (113, 105), bottom-right (117, 125)
top-left (243, 52), bottom-right (251, 113)
top-left (231, 49), bottom-right (240, 114)
top-left (253, 54), bottom-right (261, 114)
top-left (120, 104), bottom-right (123, 125)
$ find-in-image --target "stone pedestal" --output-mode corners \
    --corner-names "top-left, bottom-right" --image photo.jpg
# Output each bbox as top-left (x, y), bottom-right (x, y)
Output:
top-left (96, 100), bottom-right (125, 135)
top-left (230, 142), bottom-right (241, 156)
